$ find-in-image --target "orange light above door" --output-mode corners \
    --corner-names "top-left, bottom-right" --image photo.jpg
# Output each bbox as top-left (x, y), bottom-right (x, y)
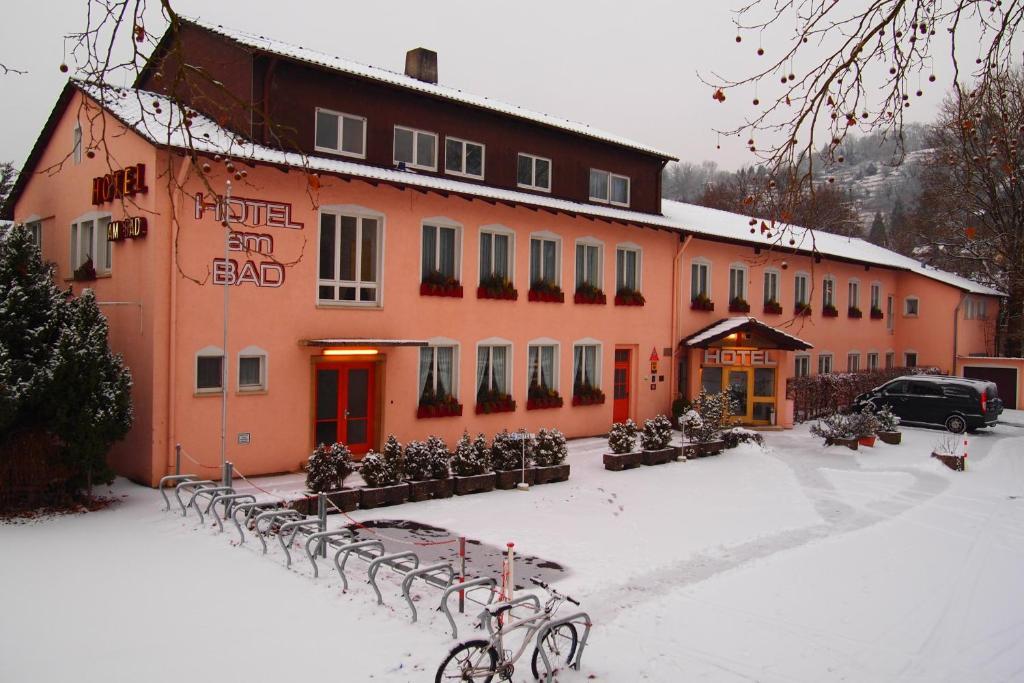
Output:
top-left (322, 348), bottom-right (379, 357)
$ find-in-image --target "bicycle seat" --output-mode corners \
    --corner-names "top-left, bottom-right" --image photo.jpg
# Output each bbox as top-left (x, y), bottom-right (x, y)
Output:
top-left (484, 602), bottom-right (515, 619)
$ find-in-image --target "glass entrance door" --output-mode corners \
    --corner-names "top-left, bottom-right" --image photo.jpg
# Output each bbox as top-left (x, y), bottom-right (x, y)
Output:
top-left (727, 369), bottom-right (751, 422)
top-left (723, 366), bottom-right (776, 425)
top-left (314, 362), bottom-right (375, 453)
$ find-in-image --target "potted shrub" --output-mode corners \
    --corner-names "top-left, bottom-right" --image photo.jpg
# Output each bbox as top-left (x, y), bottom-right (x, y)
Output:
top-left (526, 381), bottom-right (563, 410)
top-left (870, 306), bottom-right (884, 320)
top-left (301, 441), bottom-right (358, 513)
top-left (358, 444), bottom-right (409, 508)
top-left (475, 387), bottom-right (516, 414)
top-left (810, 412), bottom-right (859, 450)
top-left (573, 281), bottom-right (607, 305)
top-left (681, 389), bottom-right (732, 456)
top-left (450, 432), bottom-right (496, 494)
top-left (614, 287), bottom-right (645, 306)
top-left (728, 297), bottom-right (751, 313)
top-left (876, 404), bottom-right (902, 444)
top-left (822, 303), bottom-right (839, 317)
top-left (603, 419), bottom-right (642, 470)
top-left (477, 273), bottom-right (517, 300)
top-left (640, 415), bottom-right (675, 465)
top-left (690, 293), bottom-right (715, 311)
top-left (491, 429), bottom-right (535, 489)
top-left (722, 427), bottom-right (765, 449)
top-left (931, 433), bottom-right (965, 471)
top-left (572, 382), bottom-right (606, 406)
top-left (763, 299), bottom-right (783, 315)
top-left (532, 428), bottom-right (570, 484)
top-left (420, 269), bottom-right (463, 297)
top-left (848, 305), bottom-right (863, 319)
top-left (404, 436), bottom-right (453, 501)
top-left (527, 279), bottom-right (565, 303)
top-left (849, 405), bottom-right (880, 447)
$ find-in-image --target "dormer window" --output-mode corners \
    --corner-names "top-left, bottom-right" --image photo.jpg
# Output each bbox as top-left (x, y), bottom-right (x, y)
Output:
top-left (444, 137), bottom-right (484, 179)
top-left (394, 126), bottom-right (438, 171)
top-left (589, 169), bottom-right (630, 206)
top-left (314, 108), bottom-right (366, 158)
top-left (517, 153), bottom-right (551, 192)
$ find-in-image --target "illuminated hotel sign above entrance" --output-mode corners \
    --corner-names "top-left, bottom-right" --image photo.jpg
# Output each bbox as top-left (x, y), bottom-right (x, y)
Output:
top-left (91, 163), bottom-right (149, 205)
top-left (703, 349), bottom-right (778, 367)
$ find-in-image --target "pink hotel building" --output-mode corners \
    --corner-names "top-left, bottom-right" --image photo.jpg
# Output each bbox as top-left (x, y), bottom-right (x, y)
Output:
top-left (2, 19), bottom-right (1003, 486)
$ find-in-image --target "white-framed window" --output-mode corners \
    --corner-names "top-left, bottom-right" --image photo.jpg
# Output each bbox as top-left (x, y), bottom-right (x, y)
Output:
top-left (527, 340), bottom-right (560, 392)
top-left (848, 279), bottom-right (860, 311)
top-left (479, 226), bottom-right (514, 284)
top-left (794, 272), bottom-right (810, 306)
top-left (870, 282), bottom-right (881, 311)
top-left (818, 352), bottom-right (833, 375)
top-left (70, 213), bottom-right (112, 273)
top-left (572, 340), bottom-right (602, 391)
top-left (728, 263), bottom-right (747, 303)
top-left (965, 297), bottom-right (976, 320)
top-left (965, 296), bottom-right (988, 320)
top-left (317, 207), bottom-right (383, 306)
top-left (904, 296), bottom-right (920, 316)
top-left (847, 352), bottom-right (860, 372)
top-left (24, 220), bottom-right (42, 250)
top-left (444, 136), bottom-right (485, 179)
top-left (588, 168), bottom-right (630, 206)
top-left (419, 342), bottom-right (458, 402)
top-left (691, 258), bottom-right (711, 300)
top-left (314, 108), bottom-right (366, 158)
top-left (237, 345), bottom-right (268, 392)
top-left (822, 276), bottom-right (835, 308)
top-left (885, 350), bottom-right (896, 369)
top-left (394, 125), bottom-right (438, 171)
top-left (421, 219), bottom-right (461, 284)
top-left (517, 153), bottom-right (551, 192)
top-left (904, 351), bottom-right (918, 367)
top-left (867, 352), bottom-right (879, 371)
top-left (476, 339), bottom-right (512, 401)
top-left (794, 354), bottom-right (810, 378)
top-left (977, 298), bottom-right (988, 320)
top-left (529, 233), bottom-right (561, 287)
top-left (763, 269), bottom-right (780, 304)
top-left (887, 295), bottom-right (894, 332)
top-left (73, 121), bottom-right (82, 165)
top-left (575, 238), bottom-right (603, 291)
top-left (616, 244), bottom-right (642, 293)
top-left (195, 346), bottom-right (224, 394)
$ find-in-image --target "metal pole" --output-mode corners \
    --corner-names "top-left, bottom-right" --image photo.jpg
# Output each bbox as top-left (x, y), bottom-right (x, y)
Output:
top-left (318, 493), bottom-right (327, 558)
top-left (220, 180), bottom-right (232, 478)
top-left (175, 443), bottom-right (181, 476)
top-left (223, 460), bottom-right (233, 489)
top-left (506, 542), bottom-right (515, 602)
top-left (458, 536), bottom-right (466, 614)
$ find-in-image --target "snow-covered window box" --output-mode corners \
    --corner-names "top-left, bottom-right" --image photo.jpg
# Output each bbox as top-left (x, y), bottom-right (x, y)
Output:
top-left (763, 300), bottom-right (783, 315)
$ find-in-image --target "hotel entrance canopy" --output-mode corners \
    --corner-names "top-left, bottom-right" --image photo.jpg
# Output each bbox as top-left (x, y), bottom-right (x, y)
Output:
top-left (682, 317), bottom-right (813, 351)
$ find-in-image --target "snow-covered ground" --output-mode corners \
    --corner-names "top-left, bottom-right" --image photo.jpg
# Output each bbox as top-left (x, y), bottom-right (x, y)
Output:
top-left (2, 419), bottom-right (1023, 682)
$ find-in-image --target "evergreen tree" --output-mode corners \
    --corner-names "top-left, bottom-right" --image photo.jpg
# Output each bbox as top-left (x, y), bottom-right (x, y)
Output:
top-left (305, 442), bottom-right (354, 493)
top-left (451, 431), bottom-right (491, 476)
top-left (533, 428), bottom-right (568, 467)
top-left (868, 211), bottom-right (888, 246)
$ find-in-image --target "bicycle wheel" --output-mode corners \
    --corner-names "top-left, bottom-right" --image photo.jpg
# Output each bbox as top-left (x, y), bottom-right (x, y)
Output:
top-left (531, 622), bottom-right (578, 680)
top-left (435, 639), bottom-right (499, 682)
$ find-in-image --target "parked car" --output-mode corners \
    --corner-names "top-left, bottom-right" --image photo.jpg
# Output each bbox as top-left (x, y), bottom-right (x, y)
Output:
top-left (853, 375), bottom-right (1003, 433)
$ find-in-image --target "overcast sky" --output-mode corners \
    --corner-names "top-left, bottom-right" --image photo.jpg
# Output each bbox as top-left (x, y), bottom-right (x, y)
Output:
top-left (1, 0), bottom-right (957, 172)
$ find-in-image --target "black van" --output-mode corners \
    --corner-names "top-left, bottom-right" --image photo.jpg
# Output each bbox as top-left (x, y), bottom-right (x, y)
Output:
top-left (853, 375), bottom-right (1003, 433)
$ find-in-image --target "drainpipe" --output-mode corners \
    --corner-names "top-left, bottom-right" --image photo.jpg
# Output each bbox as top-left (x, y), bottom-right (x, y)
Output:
top-left (668, 234), bottom-right (694, 402)
top-left (952, 291), bottom-right (967, 376)
top-left (167, 153), bottom-right (193, 477)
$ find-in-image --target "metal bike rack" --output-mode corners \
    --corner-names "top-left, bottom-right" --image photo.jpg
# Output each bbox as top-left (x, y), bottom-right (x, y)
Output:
top-left (188, 486), bottom-right (234, 525)
top-left (253, 509), bottom-right (303, 554)
top-left (209, 493), bottom-right (256, 533)
top-left (480, 594), bottom-right (542, 636)
top-left (174, 479), bottom-right (217, 516)
top-left (158, 474), bottom-right (197, 511)
top-left (367, 551), bottom-right (420, 605)
top-left (533, 611), bottom-right (593, 683)
top-left (277, 519), bottom-right (322, 567)
top-left (230, 500), bottom-right (272, 544)
top-left (439, 577), bottom-right (498, 639)
top-left (304, 530), bottom-right (355, 578)
top-left (401, 563), bottom-right (454, 623)
top-left (333, 540), bottom-right (385, 591)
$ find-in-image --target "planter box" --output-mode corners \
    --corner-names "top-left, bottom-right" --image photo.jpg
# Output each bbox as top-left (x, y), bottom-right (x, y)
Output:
top-left (533, 464), bottom-right (570, 485)
top-left (690, 300), bottom-right (715, 312)
top-left (475, 399), bottom-right (516, 414)
top-left (420, 282), bottom-right (464, 298)
top-left (932, 452), bottom-right (965, 471)
top-left (728, 301), bottom-right (751, 313)
top-left (848, 308), bottom-right (863, 319)
top-left (416, 403), bottom-right (464, 419)
top-left (877, 431), bottom-right (902, 445)
top-left (527, 396), bottom-right (564, 410)
top-left (291, 489), bottom-right (359, 514)
top-left (614, 293), bottom-right (645, 306)
top-left (573, 291), bottom-right (607, 305)
top-left (822, 306), bottom-right (839, 318)
top-left (858, 435), bottom-right (877, 448)
top-left (795, 305), bottom-right (812, 317)
top-left (603, 451), bottom-right (642, 471)
top-left (358, 482), bottom-right (410, 509)
top-left (824, 437), bottom-right (859, 450)
top-left (697, 439), bottom-right (726, 456)
top-left (452, 472), bottom-right (496, 495)
top-left (763, 302), bottom-right (783, 315)
top-left (406, 478), bottom-right (453, 502)
top-left (642, 447), bottom-right (675, 466)
top-left (870, 308), bottom-right (884, 320)
top-left (495, 468), bottom-right (536, 489)
top-left (527, 289), bottom-right (565, 303)
top-left (572, 393), bottom-right (606, 406)
top-left (476, 286), bottom-right (518, 301)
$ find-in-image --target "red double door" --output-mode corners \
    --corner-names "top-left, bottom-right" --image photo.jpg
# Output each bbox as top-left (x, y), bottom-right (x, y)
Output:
top-left (314, 362), bottom-right (375, 454)
top-left (613, 349), bottom-right (631, 423)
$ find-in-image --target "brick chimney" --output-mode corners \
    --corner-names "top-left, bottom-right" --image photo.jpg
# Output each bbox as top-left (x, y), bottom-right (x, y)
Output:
top-left (404, 48), bottom-right (438, 84)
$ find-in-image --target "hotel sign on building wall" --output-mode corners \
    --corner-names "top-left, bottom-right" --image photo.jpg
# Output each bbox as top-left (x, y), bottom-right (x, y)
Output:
top-left (92, 163), bottom-right (149, 205)
top-left (702, 349), bottom-right (778, 366)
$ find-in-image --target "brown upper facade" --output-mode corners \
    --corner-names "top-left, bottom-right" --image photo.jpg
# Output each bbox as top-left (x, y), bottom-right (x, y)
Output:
top-left (136, 18), bottom-right (676, 214)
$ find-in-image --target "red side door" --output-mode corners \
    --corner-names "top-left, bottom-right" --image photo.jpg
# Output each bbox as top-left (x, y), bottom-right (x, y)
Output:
top-left (613, 349), bottom-right (631, 423)
top-left (314, 362), bottom-right (375, 454)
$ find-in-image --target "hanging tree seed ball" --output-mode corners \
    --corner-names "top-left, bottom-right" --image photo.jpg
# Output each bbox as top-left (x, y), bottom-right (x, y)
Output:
top-left (916, 90), bottom-right (923, 97)
top-left (929, 74), bottom-right (937, 82)
top-left (86, 150), bottom-right (95, 159)
top-left (240, 170), bottom-right (248, 178)
top-left (757, 48), bottom-right (764, 56)
top-left (827, 176), bottom-right (835, 183)
top-left (59, 63), bottom-right (69, 73)
top-left (788, 73), bottom-right (795, 81)
top-left (202, 163), bottom-right (211, 173)
top-left (750, 228), bottom-right (756, 234)
top-left (753, 98), bottom-right (760, 105)
top-left (225, 162), bottom-right (236, 173)
top-left (789, 238), bottom-right (796, 246)
top-left (221, 220), bottom-right (229, 227)
top-left (837, 156), bottom-right (845, 163)
top-left (736, 35), bottom-right (742, 43)
top-left (234, 172), bottom-right (242, 181)
top-left (214, 154), bottom-right (222, 162)
top-left (781, 76), bottom-right (788, 84)
top-left (889, 67), bottom-right (897, 75)
top-left (781, 261), bottom-right (789, 269)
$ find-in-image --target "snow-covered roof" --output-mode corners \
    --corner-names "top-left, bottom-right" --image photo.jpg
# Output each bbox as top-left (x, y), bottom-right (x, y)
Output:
top-left (180, 17), bottom-right (675, 160)
top-left (79, 82), bottom-right (1002, 299)
top-left (300, 338), bottom-right (428, 347)
top-left (683, 317), bottom-right (813, 350)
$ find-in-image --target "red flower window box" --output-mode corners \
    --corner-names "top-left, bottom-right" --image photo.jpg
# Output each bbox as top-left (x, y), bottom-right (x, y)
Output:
top-left (822, 304), bottom-right (839, 317)
top-left (763, 301), bottom-right (783, 315)
top-left (848, 306), bottom-right (863, 319)
top-left (795, 304), bottom-right (812, 317)
top-left (420, 282), bottom-right (464, 298)
top-left (474, 397), bottom-right (516, 414)
top-left (614, 289), bottom-right (646, 306)
top-left (477, 286), bottom-right (518, 301)
top-left (526, 395), bottom-right (564, 410)
top-left (728, 298), bottom-right (751, 313)
top-left (416, 401), bottom-right (464, 419)
top-left (572, 392), bottom-right (606, 407)
top-left (573, 288), bottom-right (607, 305)
top-left (691, 296), bottom-right (715, 312)
top-left (527, 287), bottom-right (565, 303)
top-left (870, 307), bottom-right (884, 320)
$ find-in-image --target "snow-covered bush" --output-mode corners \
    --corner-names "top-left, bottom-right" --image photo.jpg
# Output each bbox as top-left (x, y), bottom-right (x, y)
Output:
top-left (491, 429), bottom-right (534, 471)
top-left (381, 434), bottom-right (405, 477)
top-left (451, 431), bottom-right (492, 476)
top-left (686, 390), bottom-right (735, 443)
top-left (848, 405), bottom-right (881, 438)
top-left (305, 442), bottom-right (354, 492)
top-left (359, 449), bottom-right (402, 488)
top-left (608, 419), bottom-right (639, 454)
top-left (876, 404), bottom-right (900, 432)
top-left (680, 410), bottom-right (703, 441)
top-left (810, 412), bottom-right (855, 441)
top-left (533, 428), bottom-right (568, 467)
top-left (404, 436), bottom-right (450, 480)
top-left (640, 415), bottom-right (673, 451)
top-left (722, 427), bottom-right (764, 449)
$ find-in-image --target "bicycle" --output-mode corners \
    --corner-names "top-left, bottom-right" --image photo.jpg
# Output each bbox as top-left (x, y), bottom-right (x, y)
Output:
top-left (435, 577), bottom-right (581, 682)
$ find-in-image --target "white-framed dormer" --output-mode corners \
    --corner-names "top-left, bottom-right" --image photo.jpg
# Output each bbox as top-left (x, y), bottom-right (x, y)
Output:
top-left (237, 345), bottom-right (268, 393)
top-left (588, 168), bottom-right (630, 207)
top-left (517, 152), bottom-right (552, 192)
top-left (615, 241), bottom-right (643, 295)
top-left (526, 337), bottom-right (561, 393)
top-left (393, 125), bottom-right (438, 171)
top-left (316, 204), bottom-right (386, 308)
top-left (571, 337), bottom-right (604, 392)
top-left (314, 107), bottom-right (367, 159)
top-left (573, 236), bottom-right (604, 293)
top-left (478, 224), bottom-right (516, 287)
top-left (529, 230), bottom-right (562, 288)
top-left (194, 345), bottom-right (225, 396)
top-left (444, 135), bottom-right (485, 180)
top-left (728, 261), bottom-right (749, 304)
top-left (70, 210), bottom-right (113, 275)
top-left (475, 336), bottom-right (514, 401)
top-left (419, 216), bottom-right (463, 286)
top-left (690, 256), bottom-right (712, 301)
top-left (419, 336), bottom-right (461, 403)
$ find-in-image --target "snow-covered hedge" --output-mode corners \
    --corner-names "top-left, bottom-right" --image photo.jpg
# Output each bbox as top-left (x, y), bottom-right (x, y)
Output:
top-left (684, 390), bottom-right (736, 443)
top-left (533, 428), bottom-right (568, 467)
top-left (640, 415), bottom-right (673, 451)
top-left (809, 413), bottom-right (856, 441)
top-left (451, 431), bottom-right (492, 476)
top-left (305, 442), bottom-right (354, 492)
top-left (608, 419), bottom-right (639, 454)
top-left (492, 429), bottom-right (534, 471)
top-left (403, 436), bottom-right (450, 481)
top-left (360, 447), bottom-right (403, 487)
top-left (721, 427), bottom-right (764, 449)
top-left (787, 366), bottom-right (940, 422)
